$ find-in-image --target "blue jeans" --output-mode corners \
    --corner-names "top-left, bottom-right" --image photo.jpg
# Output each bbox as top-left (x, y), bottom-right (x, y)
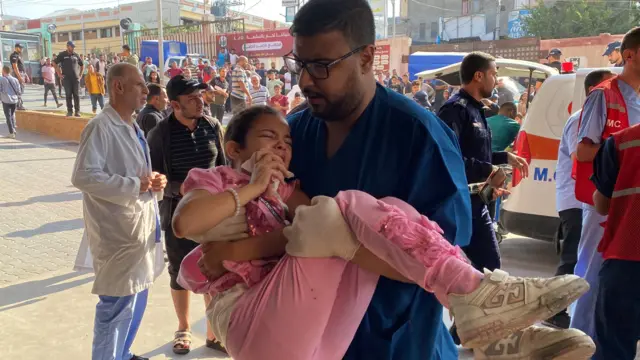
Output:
top-left (90, 94), bottom-right (105, 112)
top-left (594, 259), bottom-right (640, 360)
top-left (92, 289), bottom-right (148, 360)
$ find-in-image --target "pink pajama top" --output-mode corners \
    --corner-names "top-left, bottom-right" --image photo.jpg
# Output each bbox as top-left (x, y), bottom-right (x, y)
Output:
top-left (177, 166), bottom-right (296, 295)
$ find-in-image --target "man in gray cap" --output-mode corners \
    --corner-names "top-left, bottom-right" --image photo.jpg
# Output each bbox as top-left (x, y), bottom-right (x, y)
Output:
top-left (603, 41), bottom-right (623, 67)
top-left (547, 48), bottom-right (563, 72)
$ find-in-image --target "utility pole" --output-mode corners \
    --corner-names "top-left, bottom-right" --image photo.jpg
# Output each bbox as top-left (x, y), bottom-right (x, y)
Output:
top-left (391, 0), bottom-right (396, 38)
top-left (494, 0), bottom-right (501, 40)
top-left (383, 0), bottom-right (388, 38)
top-left (157, 0), bottom-right (164, 81)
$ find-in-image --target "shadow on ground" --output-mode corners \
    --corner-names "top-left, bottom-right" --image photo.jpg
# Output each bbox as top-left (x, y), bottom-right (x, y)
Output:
top-left (0, 271), bottom-right (94, 311)
top-left (4, 218), bottom-right (84, 238)
top-left (0, 190), bottom-right (82, 208)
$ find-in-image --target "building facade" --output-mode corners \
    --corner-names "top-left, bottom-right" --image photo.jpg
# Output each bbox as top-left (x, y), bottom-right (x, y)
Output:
top-left (407, 0), bottom-right (558, 43)
top-left (5, 0), bottom-right (283, 57)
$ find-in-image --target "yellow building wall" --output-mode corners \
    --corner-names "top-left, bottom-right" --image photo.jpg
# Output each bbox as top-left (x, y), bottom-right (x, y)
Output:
top-left (51, 19), bottom-right (122, 55)
top-left (180, 10), bottom-right (206, 22)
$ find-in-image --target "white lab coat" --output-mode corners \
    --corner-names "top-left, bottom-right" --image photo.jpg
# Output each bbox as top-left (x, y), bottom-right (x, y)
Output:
top-left (71, 106), bottom-right (164, 297)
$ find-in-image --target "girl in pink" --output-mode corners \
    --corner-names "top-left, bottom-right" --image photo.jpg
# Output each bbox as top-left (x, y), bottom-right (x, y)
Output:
top-left (173, 106), bottom-right (589, 360)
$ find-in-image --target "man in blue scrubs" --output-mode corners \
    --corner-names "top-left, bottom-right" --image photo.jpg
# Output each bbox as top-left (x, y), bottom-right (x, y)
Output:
top-left (284, 0), bottom-right (471, 358)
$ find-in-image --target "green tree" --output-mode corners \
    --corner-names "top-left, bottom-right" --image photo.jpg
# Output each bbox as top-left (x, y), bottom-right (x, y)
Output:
top-left (522, 0), bottom-right (640, 39)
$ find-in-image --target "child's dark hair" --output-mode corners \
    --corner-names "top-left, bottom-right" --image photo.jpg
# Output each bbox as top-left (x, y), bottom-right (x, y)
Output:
top-left (224, 105), bottom-right (284, 147)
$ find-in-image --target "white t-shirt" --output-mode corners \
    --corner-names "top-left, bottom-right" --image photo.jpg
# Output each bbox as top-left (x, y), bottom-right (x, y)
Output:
top-left (284, 72), bottom-right (292, 91)
top-left (229, 54), bottom-right (238, 66)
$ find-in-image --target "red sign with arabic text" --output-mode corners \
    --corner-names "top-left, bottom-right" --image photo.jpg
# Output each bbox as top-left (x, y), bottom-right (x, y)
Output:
top-left (216, 29), bottom-right (294, 58)
top-left (373, 44), bottom-right (391, 72)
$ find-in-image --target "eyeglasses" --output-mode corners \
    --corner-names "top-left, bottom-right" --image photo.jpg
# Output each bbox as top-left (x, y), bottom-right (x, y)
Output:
top-left (283, 45), bottom-right (367, 80)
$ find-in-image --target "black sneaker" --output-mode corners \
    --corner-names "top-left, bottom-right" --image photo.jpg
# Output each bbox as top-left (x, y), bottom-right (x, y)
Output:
top-left (206, 338), bottom-right (228, 354)
top-left (66, 112), bottom-right (73, 117)
top-left (74, 112), bottom-right (81, 117)
top-left (543, 310), bottom-right (571, 329)
top-left (129, 355), bottom-right (149, 360)
top-left (449, 323), bottom-right (461, 346)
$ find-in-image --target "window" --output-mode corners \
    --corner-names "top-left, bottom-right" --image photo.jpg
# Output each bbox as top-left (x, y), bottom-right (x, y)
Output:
top-left (100, 28), bottom-right (113, 38)
top-left (462, 0), bottom-right (469, 15)
top-left (84, 29), bottom-right (97, 40)
top-left (2, 40), bottom-right (13, 64)
top-left (115, 27), bottom-right (120, 37)
top-left (430, 22), bottom-right (439, 39)
top-left (71, 31), bottom-right (82, 41)
top-left (58, 32), bottom-right (70, 42)
top-left (27, 42), bottom-right (39, 61)
top-left (419, 22), bottom-right (426, 40)
top-left (472, 0), bottom-right (482, 13)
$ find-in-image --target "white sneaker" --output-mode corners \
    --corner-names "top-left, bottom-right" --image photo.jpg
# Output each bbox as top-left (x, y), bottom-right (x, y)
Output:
top-left (6, 133), bottom-right (15, 139)
top-left (473, 325), bottom-right (595, 360)
top-left (449, 269), bottom-right (589, 348)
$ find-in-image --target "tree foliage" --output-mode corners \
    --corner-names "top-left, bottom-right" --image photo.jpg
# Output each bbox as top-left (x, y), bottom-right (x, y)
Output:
top-left (522, 0), bottom-right (640, 39)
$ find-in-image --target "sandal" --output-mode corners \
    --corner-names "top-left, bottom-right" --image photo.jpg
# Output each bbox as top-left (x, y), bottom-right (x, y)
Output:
top-left (173, 330), bottom-right (192, 355)
top-left (206, 338), bottom-right (228, 354)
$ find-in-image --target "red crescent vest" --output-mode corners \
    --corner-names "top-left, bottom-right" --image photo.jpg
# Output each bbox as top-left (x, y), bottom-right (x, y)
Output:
top-left (572, 77), bottom-right (630, 205)
top-left (598, 124), bottom-right (640, 262)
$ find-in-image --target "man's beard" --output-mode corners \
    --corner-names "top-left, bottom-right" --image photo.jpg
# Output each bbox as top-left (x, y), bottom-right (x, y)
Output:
top-left (307, 90), bottom-right (362, 122)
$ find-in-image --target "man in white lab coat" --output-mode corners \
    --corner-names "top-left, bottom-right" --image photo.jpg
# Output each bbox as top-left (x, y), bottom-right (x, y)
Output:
top-left (71, 62), bottom-right (167, 360)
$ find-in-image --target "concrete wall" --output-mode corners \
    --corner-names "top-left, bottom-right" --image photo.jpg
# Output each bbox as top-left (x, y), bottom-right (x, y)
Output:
top-left (376, 36), bottom-right (411, 75)
top-left (407, 0), bottom-right (463, 43)
top-left (16, 111), bottom-right (90, 142)
top-left (540, 33), bottom-right (624, 69)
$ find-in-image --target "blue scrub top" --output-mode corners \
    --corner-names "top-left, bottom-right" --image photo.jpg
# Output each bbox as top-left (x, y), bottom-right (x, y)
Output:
top-left (287, 84), bottom-right (471, 360)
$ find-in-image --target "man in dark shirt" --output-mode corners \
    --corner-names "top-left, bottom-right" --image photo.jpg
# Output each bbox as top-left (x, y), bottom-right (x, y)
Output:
top-left (147, 74), bottom-right (226, 355)
top-left (209, 67), bottom-right (229, 122)
top-left (602, 41), bottom-right (624, 67)
top-left (438, 52), bottom-right (530, 345)
top-left (53, 41), bottom-right (83, 117)
top-left (547, 48), bottom-right (563, 72)
top-left (388, 75), bottom-right (403, 93)
top-left (9, 43), bottom-right (26, 110)
top-left (431, 78), bottom-right (448, 112)
top-left (136, 83), bottom-right (168, 136)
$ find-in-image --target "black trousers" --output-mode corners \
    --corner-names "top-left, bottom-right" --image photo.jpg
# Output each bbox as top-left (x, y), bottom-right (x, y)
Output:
top-left (554, 208), bottom-right (583, 276)
top-left (63, 77), bottom-right (80, 114)
top-left (594, 259), bottom-right (640, 360)
top-left (211, 104), bottom-right (225, 122)
top-left (461, 201), bottom-right (501, 271)
top-left (44, 83), bottom-right (59, 105)
top-left (165, 229), bottom-right (199, 291)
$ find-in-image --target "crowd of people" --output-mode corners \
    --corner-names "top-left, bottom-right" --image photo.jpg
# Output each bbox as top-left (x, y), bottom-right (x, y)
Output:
top-left (0, 0), bottom-right (634, 359)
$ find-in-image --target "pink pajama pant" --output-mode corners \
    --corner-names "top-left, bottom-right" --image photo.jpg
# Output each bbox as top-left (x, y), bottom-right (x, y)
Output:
top-left (187, 190), bottom-right (481, 359)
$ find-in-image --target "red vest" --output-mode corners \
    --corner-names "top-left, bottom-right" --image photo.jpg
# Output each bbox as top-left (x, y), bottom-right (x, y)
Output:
top-left (598, 124), bottom-right (640, 262)
top-left (572, 77), bottom-right (630, 205)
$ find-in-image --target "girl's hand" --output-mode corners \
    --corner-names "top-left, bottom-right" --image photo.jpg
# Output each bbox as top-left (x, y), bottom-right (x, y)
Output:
top-left (248, 149), bottom-right (289, 195)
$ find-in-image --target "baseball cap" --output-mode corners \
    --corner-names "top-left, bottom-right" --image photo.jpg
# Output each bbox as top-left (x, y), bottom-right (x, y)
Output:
top-left (602, 41), bottom-right (622, 56)
top-left (414, 91), bottom-right (430, 107)
top-left (166, 75), bottom-right (208, 101)
top-left (547, 48), bottom-right (562, 58)
top-left (66, 41), bottom-right (75, 48)
top-left (14, 43), bottom-right (23, 49)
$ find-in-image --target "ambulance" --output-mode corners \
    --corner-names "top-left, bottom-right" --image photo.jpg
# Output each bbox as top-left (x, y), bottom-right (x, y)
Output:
top-left (502, 67), bottom-right (621, 241)
top-left (416, 61), bottom-right (623, 241)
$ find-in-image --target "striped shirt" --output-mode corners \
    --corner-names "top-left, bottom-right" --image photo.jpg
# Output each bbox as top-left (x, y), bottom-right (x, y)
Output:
top-left (231, 65), bottom-right (248, 100)
top-left (249, 85), bottom-right (269, 106)
top-left (170, 116), bottom-right (222, 183)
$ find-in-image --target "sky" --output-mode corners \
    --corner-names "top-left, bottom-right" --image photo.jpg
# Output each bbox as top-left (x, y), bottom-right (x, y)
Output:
top-left (2, 0), bottom-right (288, 22)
